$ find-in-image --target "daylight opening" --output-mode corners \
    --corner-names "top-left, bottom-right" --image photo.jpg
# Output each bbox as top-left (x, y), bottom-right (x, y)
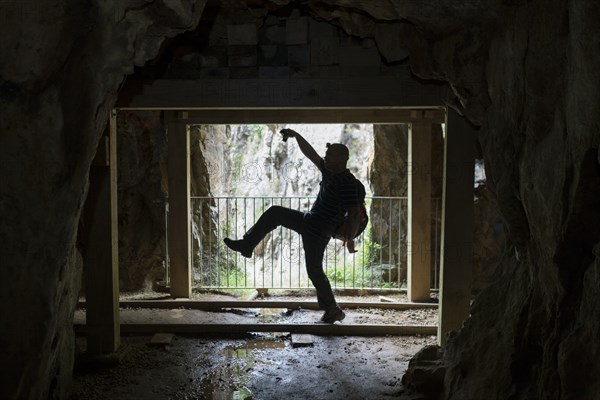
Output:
top-left (170, 123), bottom-right (444, 294)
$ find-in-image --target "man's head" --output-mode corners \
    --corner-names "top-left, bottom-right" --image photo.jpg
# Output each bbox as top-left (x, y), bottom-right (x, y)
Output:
top-left (324, 143), bottom-right (349, 173)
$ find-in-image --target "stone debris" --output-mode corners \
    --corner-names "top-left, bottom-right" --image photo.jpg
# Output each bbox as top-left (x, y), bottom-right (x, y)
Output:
top-left (147, 333), bottom-right (174, 347)
top-left (291, 334), bottom-right (314, 348)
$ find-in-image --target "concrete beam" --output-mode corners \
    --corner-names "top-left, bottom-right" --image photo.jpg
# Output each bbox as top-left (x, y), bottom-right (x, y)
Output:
top-left (81, 110), bottom-right (120, 354)
top-left (116, 77), bottom-right (447, 109)
top-left (74, 323), bottom-right (437, 337)
top-left (77, 300), bottom-right (438, 310)
top-left (179, 108), bottom-right (445, 124)
top-left (438, 109), bottom-right (475, 346)
top-left (167, 117), bottom-right (192, 298)
top-left (408, 122), bottom-right (432, 302)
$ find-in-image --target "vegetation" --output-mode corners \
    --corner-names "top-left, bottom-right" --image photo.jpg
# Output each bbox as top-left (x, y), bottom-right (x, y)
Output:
top-left (324, 225), bottom-right (386, 288)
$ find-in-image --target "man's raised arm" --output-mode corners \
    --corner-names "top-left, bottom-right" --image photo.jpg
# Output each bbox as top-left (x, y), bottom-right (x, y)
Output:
top-left (280, 128), bottom-right (322, 167)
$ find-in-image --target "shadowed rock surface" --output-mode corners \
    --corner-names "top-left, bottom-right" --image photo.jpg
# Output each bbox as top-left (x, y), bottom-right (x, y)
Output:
top-left (1, 1), bottom-right (599, 399)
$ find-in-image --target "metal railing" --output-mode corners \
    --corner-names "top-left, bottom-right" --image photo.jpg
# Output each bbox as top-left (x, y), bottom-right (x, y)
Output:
top-left (189, 196), bottom-right (441, 291)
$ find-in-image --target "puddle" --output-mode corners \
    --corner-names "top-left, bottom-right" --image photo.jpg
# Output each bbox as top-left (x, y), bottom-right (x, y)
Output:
top-left (229, 339), bottom-right (286, 352)
top-left (224, 338), bottom-right (286, 365)
top-left (198, 367), bottom-right (253, 400)
top-left (196, 338), bottom-right (286, 399)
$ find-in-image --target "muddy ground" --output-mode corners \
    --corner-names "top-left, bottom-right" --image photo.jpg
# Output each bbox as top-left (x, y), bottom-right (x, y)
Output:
top-left (71, 291), bottom-right (437, 399)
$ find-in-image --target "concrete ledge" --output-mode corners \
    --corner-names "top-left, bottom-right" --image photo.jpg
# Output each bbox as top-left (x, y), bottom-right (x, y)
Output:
top-left (74, 323), bottom-right (437, 336)
top-left (77, 300), bottom-right (438, 310)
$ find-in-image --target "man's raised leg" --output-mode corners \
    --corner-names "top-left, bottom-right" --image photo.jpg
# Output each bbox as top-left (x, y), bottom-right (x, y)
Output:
top-left (224, 206), bottom-right (303, 258)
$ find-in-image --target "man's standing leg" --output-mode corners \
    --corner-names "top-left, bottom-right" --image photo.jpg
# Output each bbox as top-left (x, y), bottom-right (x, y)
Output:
top-left (302, 233), bottom-right (345, 323)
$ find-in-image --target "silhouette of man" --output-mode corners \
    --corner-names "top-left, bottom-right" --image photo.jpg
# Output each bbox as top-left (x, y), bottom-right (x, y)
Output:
top-left (224, 128), bottom-right (363, 323)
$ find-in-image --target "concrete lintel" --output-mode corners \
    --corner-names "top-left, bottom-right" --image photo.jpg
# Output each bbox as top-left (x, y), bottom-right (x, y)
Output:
top-left (116, 78), bottom-right (447, 109)
top-left (176, 108), bottom-right (446, 124)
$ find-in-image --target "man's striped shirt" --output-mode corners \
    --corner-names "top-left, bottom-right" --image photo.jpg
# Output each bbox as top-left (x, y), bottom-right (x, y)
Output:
top-left (305, 159), bottom-right (363, 236)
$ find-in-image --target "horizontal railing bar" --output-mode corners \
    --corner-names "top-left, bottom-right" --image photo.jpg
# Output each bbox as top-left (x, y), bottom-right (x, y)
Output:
top-left (174, 196), bottom-right (442, 200)
top-left (77, 300), bottom-right (438, 310)
top-left (189, 196), bottom-right (418, 200)
top-left (187, 287), bottom-right (412, 291)
top-left (74, 323), bottom-right (437, 336)
top-left (191, 196), bottom-right (322, 199)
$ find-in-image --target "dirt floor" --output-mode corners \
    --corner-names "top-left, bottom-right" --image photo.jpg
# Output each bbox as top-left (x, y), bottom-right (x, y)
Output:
top-left (71, 291), bottom-right (438, 400)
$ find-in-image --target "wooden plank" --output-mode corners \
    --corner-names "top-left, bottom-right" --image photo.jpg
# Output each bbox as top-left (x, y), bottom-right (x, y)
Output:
top-left (116, 78), bottom-right (447, 109)
top-left (77, 300), bottom-right (438, 310)
top-left (75, 323), bottom-right (437, 337)
top-left (438, 109), bottom-right (475, 346)
top-left (408, 122), bottom-right (432, 302)
top-left (167, 118), bottom-right (192, 298)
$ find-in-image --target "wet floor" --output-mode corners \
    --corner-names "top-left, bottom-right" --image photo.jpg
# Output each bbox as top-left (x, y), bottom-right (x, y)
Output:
top-left (71, 333), bottom-right (435, 400)
top-left (255, 308), bottom-right (288, 323)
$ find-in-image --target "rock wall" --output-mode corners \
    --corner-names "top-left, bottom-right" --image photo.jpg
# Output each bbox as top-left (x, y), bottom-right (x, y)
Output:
top-left (113, 118), bottom-right (227, 291)
top-left (472, 183), bottom-right (505, 295)
top-left (189, 124), bottom-right (229, 285)
top-left (369, 125), bottom-right (410, 197)
top-left (116, 111), bottom-right (168, 291)
top-left (0, 2), bottom-right (207, 399)
top-left (1, 1), bottom-right (599, 400)
top-left (354, 0), bottom-right (598, 399)
top-left (143, 1), bottom-right (412, 82)
top-left (439, 0), bottom-right (600, 397)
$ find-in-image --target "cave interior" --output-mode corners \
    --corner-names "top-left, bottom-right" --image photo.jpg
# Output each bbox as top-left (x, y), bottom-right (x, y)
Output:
top-left (1, 0), bottom-right (599, 399)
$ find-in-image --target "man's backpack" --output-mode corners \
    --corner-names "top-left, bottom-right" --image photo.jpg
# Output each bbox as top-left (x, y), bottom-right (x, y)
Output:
top-left (333, 179), bottom-right (369, 241)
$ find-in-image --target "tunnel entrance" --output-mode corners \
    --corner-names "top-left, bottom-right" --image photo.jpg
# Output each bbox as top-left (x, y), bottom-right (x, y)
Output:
top-left (169, 122), bottom-right (443, 295)
top-left (78, 105), bottom-right (475, 340)
top-left (146, 108), bottom-right (445, 302)
top-left (79, 0), bottom-right (475, 360)
top-left (74, 104), bottom-right (473, 400)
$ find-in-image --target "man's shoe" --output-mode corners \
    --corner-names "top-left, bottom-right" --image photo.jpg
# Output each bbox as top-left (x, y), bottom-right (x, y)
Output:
top-left (320, 306), bottom-right (345, 324)
top-left (224, 238), bottom-right (253, 258)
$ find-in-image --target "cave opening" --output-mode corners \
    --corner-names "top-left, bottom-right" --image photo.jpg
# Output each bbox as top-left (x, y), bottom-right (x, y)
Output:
top-left (3, 0), bottom-right (598, 399)
top-left (73, 107), bottom-right (461, 399)
top-left (102, 107), bottom-right (450, 296)
top-left (75, 4), bottom-right (477, 393)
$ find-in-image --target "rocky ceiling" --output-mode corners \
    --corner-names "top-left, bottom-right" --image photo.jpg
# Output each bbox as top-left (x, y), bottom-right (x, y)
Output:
top-left (0, 0), bottom-right (598, 399)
